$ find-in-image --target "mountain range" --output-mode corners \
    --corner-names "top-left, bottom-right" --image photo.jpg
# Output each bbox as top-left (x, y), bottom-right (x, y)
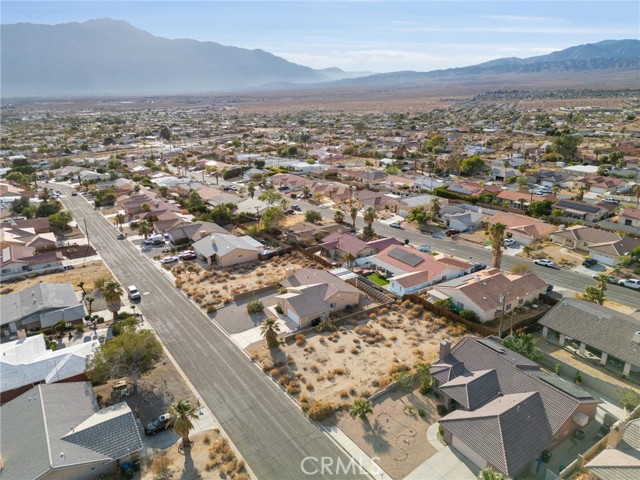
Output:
top-left (1, 18), bottom-right (639, 98)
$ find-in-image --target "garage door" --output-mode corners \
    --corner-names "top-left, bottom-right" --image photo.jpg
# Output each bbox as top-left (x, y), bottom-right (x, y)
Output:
top-left (451, 436), bottom-right (487, 470)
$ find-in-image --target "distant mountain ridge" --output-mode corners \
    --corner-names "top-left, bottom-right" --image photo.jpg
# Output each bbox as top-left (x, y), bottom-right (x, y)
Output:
top-left (1, 19), bottom-right (638, 98)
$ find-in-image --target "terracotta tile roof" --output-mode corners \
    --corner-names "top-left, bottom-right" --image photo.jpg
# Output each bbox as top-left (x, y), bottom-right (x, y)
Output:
top-left (320, 232), bottom-right (369, 255)
top-left (620, 208), bottom-right (640, 220)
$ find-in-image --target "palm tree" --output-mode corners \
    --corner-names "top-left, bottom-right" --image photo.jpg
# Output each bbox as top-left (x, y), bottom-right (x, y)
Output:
top-left (210, 166), bottom-right (219, 185)
top-left (633, 184), bottom-right (640, 209)
top-left (429, 198), bottom-right (441, 220)
top-left (114, 213), bottom-right (126, 230)
top-left (350, 206), bottom-right (358, 229)
top-left (137, 220), bottom-right (153, 239)
top-left (77, 281), bottom-right (86, 297)
top-left (593, 274), bottom-right (609, 293)
top-left (349, 398), bottom-right (373, 420)
top-left (334, 210), bottom-right (345, 224)
top-left (486, 222), bottom-right (506, 269)
top-left (517, 197), bottom-right (526, 210)
top-left (260, 317), bottom-right (281, 349)
top-left (477, 467), bottom-right (504, 480)
top-left (85, 295), bottom-right (95, 316)
top-left (302, 185), bottom-right (311, 199)
top-left (247, 181), bottom-right (256, 199)
top-left (344, 253), bottom-right (356, 269)
top-left (100, 280), bottom-right (123, 321)
top-left (167, 399), bottom-right (198, 448)
top-left (363, 206), bottom-right (377, 227)
top-left (522, 245), bottom-right (533, 258)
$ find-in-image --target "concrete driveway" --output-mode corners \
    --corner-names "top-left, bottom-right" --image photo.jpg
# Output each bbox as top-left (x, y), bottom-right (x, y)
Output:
top-left (405, 446), bottom-right (478, 480)
top-left (211, 288), bottom-right (280, 334)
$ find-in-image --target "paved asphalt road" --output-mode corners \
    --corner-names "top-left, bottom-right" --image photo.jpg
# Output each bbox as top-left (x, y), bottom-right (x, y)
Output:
top-left (59, 186), bottom-right (367, 480)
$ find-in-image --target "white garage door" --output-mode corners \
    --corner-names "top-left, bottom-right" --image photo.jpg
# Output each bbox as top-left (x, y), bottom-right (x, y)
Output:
top-left (451, 436), bottom-right (488, 470)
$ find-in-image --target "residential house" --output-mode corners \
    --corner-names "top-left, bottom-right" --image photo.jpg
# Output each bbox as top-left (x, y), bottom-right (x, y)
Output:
top-left (235, 198), bottom-right (271, 216)
top-left (2, 217), bottom-right (52, 234)
top-left (192, 232), bottom-right (264, 267)
top-left (440, 205), bottom-right (483, 232)
top-left (430, 268), bottom-right (548, 322)
top-left (166, 222), bottom-right (228, 245)
top-left (1, 334), bottom-right (99, 404)
top-left (532, 170), bottom-right (576, 189)
top-left (283, 222), bottom-right (343, 246)
top-left (0, 382), bottom-right (143, 480)
top-left (0, 283), bottom-right (84, 337)
top-left (395, 194), bottom-right (446, 219)
top-left (341, 168), bottom-right (387, 185)
top-left (488, 212), bottom-right (557, 245)
top-left (0, 225), bottom-right (57, 251)
top-left (586, 418), bottom-right (640, 479)
top-left (276, 268), bottom-right (361, 327)
top-left (271, 173), bottom-right (309, 192)
top-left (589, 236), bottom-right (640, 266)
top-left (1, 245), bottom-right (64, 282)
top-left (553, 199), bottom-right (616, 222)
top-left (496, 189), bottom-right (555, 209)
top-left (370, 245), bottom-right (473, 295)
top-left (206, 191), bottom-right (243, 207)
top-left (447, 182), bottom-right (499, 198)
top-left (550, 225), bottom-right (621, 251)
top-left (540, 298), bottom-right (640, 377)
top-left (618, 208), bottom-right (640, 228)
top-left (490, 165), bottom-right (518, 181)
top-left (355, 189), bottom-right (394, 211)
top-left (578, 175), bottom-right (630, 195)
top-left (119, 193), bottom-right (160, 217)
top-left (0, 182), bottom-right (28, 205)
top-left (152, 213), bottom-right (190, 234)
top-left (434, 336), bottom-right (600, 478)
top-left (319, 232), bottom-right (402, 263)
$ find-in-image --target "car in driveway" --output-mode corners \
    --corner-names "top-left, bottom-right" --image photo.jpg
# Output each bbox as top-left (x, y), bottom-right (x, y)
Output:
top-left (534, 259), bottom-right (556, 268)
top-left (619, 278), bottom-right (640, 290)
top-left (503, 238), bottom-right (516, 247)
top-left (389, 222), bottom-right (402, 229)
top-left (445, 229), bottom-right (460, 237)
top-left (178, 250), bottom-right (197, 260)
top-left (160, 256), bottom-right (179, 265)
top-left (582, 258), bottom-right (598, 267)
top-left (470, 263), bottom-right (487, 273)
top-left (144, 413), bottom-right (171, 436)
top-left (292, 205), bottom-right (302, 212)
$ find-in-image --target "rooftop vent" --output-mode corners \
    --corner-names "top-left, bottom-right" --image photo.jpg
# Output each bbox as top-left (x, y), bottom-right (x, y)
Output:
top-left (633, 331), bottom-right (640, 345)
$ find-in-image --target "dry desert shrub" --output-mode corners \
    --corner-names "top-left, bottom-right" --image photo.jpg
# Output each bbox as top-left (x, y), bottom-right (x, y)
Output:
top-left (339, 389), bottom-right (349, 398)
top-left (286, 381), bottom-right (301, 396)
top-left (150, 454), bottom-right (173, 479)
top-left (305, 383), bottom-right (314, 391)
top-left (309, 364), bottom-right (320, 373)
top-left (335, 345), bottom-right (345, 353)
top-left (388, 363), bottom-right (410, 376)
top-left (307, 401), bottom-right (335, 421)
top-left (295, 334), bottom-right (306, 346)
top-left (350, 347), bottom-right (360, 355)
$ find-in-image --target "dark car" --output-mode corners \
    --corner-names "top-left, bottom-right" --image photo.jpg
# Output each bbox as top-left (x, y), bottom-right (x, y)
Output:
top-left (582, 258), bottom-right (598, 267)
top-left (71, 190), bottom-right (78, 196)
top-left (470, 263), bottom-right (487, 273)
top-left (546, 284), bottom-right (554, 293)
top-left (445, 229), bottom-right (460, 237)
top-left (144, 413), bottom-right (171, 436)
top-left (292, 205), bottom-right (302, 212)
top-left (284, 209), bottom-right (295, 215)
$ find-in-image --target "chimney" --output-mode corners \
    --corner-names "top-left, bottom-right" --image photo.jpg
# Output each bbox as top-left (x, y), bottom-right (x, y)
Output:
top-left (607, 420), bottom-right (627, 449)
top-left (439, 339), bottom-right (451, 360)
top-left (633, 331), bottom-right (640, 344)
top-left (558, 224), bottom-right (566, 231)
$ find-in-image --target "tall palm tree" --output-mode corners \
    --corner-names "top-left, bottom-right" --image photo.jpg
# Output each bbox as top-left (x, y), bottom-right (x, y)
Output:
top-left (633, 184), bottom-right (640, 209)
top-left (260, 317), bottom-right (281, 349)
top-left (349, 206), bottom-right (359, 229)
top-left (100, 280), bottom-right (123, 321)
top-left (168, 399), bottom-right (198, 448)
top-left (334, 210), bottom-right (345, 224)
top-left (343, 253), bottom-right (357, 269)
top-left (114, 213), bottom-right (126, 230)
top-left (363, 206), bottom-right (377, 227)
top-left (137, 220), bottom-right (153, 239)
top-left (486, 222), bottom-right (506, 269)
top-left (85, 295), bottom-right (95, 316)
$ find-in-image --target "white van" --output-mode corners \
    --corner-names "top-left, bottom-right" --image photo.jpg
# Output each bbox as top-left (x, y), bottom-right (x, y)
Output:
top-left (144, 234), bottom-right (165, 245)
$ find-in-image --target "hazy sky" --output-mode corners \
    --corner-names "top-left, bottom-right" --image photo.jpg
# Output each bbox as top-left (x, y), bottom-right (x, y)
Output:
top-left (3, 1), bottom-right (639, 72)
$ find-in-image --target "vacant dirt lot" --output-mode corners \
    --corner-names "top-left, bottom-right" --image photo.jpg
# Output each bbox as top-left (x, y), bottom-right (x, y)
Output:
top-left (171, 251), bottom-right (323, 312)
top-left (0, 260), bottom-right (113, 295)
top-left (249, 299), bottom-right (467, 408)
top-left (332, 388), bottom-right (440, 480)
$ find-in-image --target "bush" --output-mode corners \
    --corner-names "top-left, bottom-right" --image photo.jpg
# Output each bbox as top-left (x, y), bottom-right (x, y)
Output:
top-left (96, 316), bottom-right (105, 324)
top-left (621, 389), bottom-right (640, 411)
top-left (74, 324), bottom-right (84, 334)
top-left (247, 299), bottom-right (264, 314)
top-left (459, 310), bottom-right (479, 322)
top-left (438, 425), bottom-right (445, 436)
top-left (275, 305), bottom-right (284, 314)
top-left (307, 401), bottom-right (335, 421)
top-left (418, 408), bottom-right (426, 417)
top-left (84, 314), bottom-right (91, 321)
top-left (437, 404), bottom-right (448, 417)
top-left (419, 383), bottom-right (432, 395)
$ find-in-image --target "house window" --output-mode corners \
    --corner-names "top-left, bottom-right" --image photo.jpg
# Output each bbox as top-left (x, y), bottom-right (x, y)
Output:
top-left (518, 298), bottom-right (523, 305)
top-left (456, 302), bottom-right (464, 310)
top-left (506, 303), bottom-right (512, 311)
top-left (625, 219), bottom-right (632, 226)
top-left (330, 303), bottom-right (336, 309)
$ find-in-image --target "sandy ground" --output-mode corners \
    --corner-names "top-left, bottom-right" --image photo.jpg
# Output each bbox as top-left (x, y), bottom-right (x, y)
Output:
top-left (249, 299), bottom-right (467, 407)
top-left (141, 430), bottom-right (248, 480)
top-left (331, 388), bottom-right (440, 480)
top-left (172, 251), bottom-right (323, 311)
top-left (0, 260), bottom-right (113, 295)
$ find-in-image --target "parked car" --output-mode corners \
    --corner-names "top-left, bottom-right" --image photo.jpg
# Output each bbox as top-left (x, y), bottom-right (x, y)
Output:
top-left (582, 258), bottom-right (598, 267)
top-left (619, 278), bottom-right (640, 290)
top-left (445, 229), bottom-right (460, 237)
top-left (292, 205), bottom-right (302, 212)
top-left (470, 263), bottom-right (487, 273)
top-left (602, 198), bottom-right (620, 204)
top-left (592, 274), bottom-right (617, 284)
top-left (71, 190), bottom-right (78, 196)
top-left (284, 209), bottom-right (295, 215)
top-left (128, 285), bottom-right (141, 300)
top-left (534, 259), bottom-right (556, 268)
top-left (160, 256), bottom-right (179, 265)
top-left (117, 233), bottom-right (127, 240)
top-left (503, 238), bottom-right (516, 246)
top-left (389, 222), bottom-right (402, 229)
top-left (417, 245), bottom-right (432, 253)
top-left (349, 228), bottom-right (358, 234)
top-left (144, 413), bottom-right (171, 436)
top-left (178, 250), bottom-right (197, 260)
top-left (63, 265), bottom-right (75, 270)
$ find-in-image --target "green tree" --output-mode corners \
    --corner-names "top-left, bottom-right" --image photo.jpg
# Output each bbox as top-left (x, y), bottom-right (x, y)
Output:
top-left (343, 253), bottom-right (356, 269)
top-left (363, 206), bottom-right (377, 227)
top-left (349, 398), bottom-right (373, 420)
top-left (305, 210), bottom-right (322, 224)
top-left (260, 207), bottom-right (284, 232)
top-left (407, 206), bottom-right (429, 225)
top-left (247, 181), bottom-right (256, 199)
top-left (429, 198), bottom-right (441, 220)
top-left (85, 295), bottom-right (95, 316)
top-left (10, 196), bottom-right (31, 214)
top-left (85, 329), bottom-right (163, 387)
top-left (36, 200), bottom-right (62, 218)
top-left (621, 389), bottom-right (640, 411)
top-left (522, 245), bottom-right (533, 258)
top-left (114, 213), bottom-right (126, 230)
top-left (552, 134), bottom-right (582, 162)
top-left (528, 200), bottom-right (553, 218)
top-left (99, 280), bottom-right (124, 321)
top-left (259, 189), bottom-right (284, 205)
top-left (137, 220), bottom-right (153, 239)
top-left (167, 399), bottom-right (199, 448)
top-left (334, 210), bottom-right (345, 224)
top-left (583, 285), bottom-right (605, 305)
top-left (502, 332), bottom-right (541, 361)
top-left (48, 211), bottom-right (73, 233)
top-left (460, 155), bottom-right (486, 176)
top-left (350, 206), bottom-right (358, 228)
top-left (477, 467), bottom-right (505, 480)
top-left (260, 317), bottom-right (281, 349)
top-left (486, 222), bottom-right (506, 269)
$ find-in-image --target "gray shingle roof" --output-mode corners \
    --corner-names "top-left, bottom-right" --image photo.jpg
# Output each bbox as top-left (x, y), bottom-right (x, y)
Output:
top-left (586, 419), bottom-right (640, 480)
top-left (0, 283), bottom-right (80, 326)
top-left (540, 298), bottom-right (640, 367)
top-left (440, 392), bottom-right (552, 477)
top-left (0, 382), bottom-right (142, 479)
top-left (439, 369), bottom-right (501, 410)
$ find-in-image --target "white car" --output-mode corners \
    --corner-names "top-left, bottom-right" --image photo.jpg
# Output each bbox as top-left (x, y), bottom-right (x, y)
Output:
top-left (534, 259), bottom-right (555, 268)
top-left (417, 245), bottom-right (431, 253)
top-left (619, 278), bottom-right (640, 290)
top-left (389, 222), bottom-right (402, 229)
top-left (160, 256), bottom-right (179, 265)
top-left (127, 285), bottom-right (141, 300)
top-left (503, 238), bottom-right (516, 246)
